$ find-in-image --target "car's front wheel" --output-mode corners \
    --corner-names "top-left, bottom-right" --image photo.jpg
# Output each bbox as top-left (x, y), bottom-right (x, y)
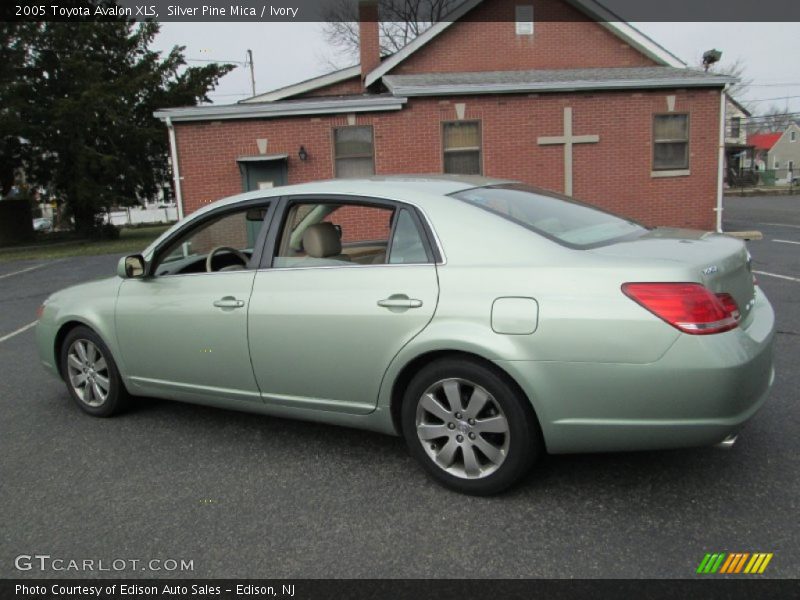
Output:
top-left (60, 326), bottom-right (130, 417)
top-left (401, 358), bottom-right (542, 495)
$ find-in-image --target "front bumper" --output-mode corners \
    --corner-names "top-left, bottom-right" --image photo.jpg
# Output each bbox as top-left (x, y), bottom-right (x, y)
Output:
top-left (35, 317), bottom-right (60, 379)
top-left (496, 288), bottom-right (776, 454)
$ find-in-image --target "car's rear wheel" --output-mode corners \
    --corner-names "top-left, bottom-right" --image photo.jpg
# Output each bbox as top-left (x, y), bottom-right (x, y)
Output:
top-left (401, 358), bottom-right (542, 495)
top-left (60, 326), bottom-right (130, 417)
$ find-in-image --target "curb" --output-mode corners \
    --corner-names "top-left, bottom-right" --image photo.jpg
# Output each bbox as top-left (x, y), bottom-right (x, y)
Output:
top-left (724, 230), bottom-right (763, 240)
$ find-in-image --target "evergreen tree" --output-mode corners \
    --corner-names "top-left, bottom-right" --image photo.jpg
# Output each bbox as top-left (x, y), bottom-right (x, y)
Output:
top-left (0, 14), bottom-right (233, 234)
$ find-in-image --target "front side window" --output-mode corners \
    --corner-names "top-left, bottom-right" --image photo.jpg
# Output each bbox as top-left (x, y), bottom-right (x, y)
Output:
top-left (443, 121), bottom-right (482, 175)
top-left (653, 114), bottom-right (689, 170)
top-left (451, 184), bottom-right (645, 249)
top-left (154, 205), bottom-right (269, 276)
top-left (334, 126), bottom-right (375, 178)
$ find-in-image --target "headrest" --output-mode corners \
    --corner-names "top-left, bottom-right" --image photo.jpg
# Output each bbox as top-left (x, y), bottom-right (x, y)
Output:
top-left (302, 222), bottom-right (341, 258)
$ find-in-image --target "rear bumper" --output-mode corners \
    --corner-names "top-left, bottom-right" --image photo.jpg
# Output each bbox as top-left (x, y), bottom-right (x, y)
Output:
top-left (496, 288), bottom-right (776, 454)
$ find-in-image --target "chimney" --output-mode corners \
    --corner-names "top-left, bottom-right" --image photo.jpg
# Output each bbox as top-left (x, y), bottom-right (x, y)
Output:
top-left (358, 0), bottom-right (380, 88)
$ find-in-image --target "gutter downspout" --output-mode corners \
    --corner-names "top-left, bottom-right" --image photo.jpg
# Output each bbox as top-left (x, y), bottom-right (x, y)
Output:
top-left (715, 85), bottom-right (728, 233)
top-left (165, 117), bottom-right (184, 221)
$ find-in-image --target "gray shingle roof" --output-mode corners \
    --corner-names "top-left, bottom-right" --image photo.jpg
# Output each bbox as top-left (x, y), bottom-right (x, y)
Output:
top-left (154, 94), bottom-right (406, 123)
top-left (383, 67), bottom-right (734, 96)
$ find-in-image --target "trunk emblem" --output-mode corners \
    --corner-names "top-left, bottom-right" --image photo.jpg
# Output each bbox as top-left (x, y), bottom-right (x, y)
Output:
top-left (703, 265), bottom-right (719, 275)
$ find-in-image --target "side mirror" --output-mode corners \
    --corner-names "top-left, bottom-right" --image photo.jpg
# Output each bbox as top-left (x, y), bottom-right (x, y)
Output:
top-left (117, 254), bottom-right (145, 279)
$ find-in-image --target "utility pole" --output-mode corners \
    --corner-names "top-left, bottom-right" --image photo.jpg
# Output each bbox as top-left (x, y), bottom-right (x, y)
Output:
top-left (247, 49), bottom-right (255, 96)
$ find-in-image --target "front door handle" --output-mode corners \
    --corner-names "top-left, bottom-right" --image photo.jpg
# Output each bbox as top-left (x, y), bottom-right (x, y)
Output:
top-left (377, 295), bottom-right (423, 309)
top-left (213, 296), bottom-right (245, 309)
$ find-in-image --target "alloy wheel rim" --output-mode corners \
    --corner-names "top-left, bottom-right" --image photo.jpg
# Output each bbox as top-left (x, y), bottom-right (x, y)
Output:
top-left (66, 339), bottom-right (110, 407)
top-left (415, 378), bottom-right (510, 479)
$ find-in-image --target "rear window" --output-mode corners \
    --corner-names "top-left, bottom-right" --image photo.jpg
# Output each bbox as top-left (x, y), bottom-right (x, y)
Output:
top-left (451, 184), bottom-right (646, 249)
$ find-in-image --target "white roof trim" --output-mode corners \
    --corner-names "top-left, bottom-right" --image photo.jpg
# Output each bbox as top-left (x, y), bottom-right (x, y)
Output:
top-left (383, 75), bottom-right (732, 97)
top-left (240, 65), bottom-right (361, 103)
top-left (154, 96), bottom-right (407, 123)
top-left (365, 0), bottom-right (686, 88)
top-left (570, 0), bottom-right (685, 67)
top-left (364, 0), bottom-right (485, 88)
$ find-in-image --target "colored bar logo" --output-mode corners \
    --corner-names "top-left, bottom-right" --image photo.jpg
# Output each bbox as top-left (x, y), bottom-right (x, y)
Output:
top-left (697, 552), bottom-right (773, 574)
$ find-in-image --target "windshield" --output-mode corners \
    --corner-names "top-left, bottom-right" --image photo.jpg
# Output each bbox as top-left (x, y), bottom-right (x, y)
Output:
top-left (451, 184), bottom-right (646, 249)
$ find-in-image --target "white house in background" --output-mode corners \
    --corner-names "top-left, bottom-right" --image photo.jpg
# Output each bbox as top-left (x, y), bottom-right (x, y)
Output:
top-left (725, 95), bottom-right (749, 146)
top-left (724, 95), bottom-right (752, 183)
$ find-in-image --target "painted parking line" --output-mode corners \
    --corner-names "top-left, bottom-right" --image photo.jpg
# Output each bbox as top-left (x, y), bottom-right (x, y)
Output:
top-left (0, 321), bottom-right (37, 344)
top-left (0, 263), bottom-right (46, 280)
top-left (754, 270), bottom-right (800, 283)
top-left (759, 222), bottom-right (800, 230)
top-left (772, 239), bottom-right (800, 245)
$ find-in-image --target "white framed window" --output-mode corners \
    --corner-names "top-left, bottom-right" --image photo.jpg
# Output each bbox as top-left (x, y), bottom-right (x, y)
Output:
top-left (443, 121), bottom-right (482, 175)
top-left (791, 130), bottom-right (797, 142)
top-left (515, 5), bottom-right (534, 35)
top-left (333, 126), bottom-right (375, 178)
top-left (774, 158), bottom-right (780, 169)
top-left (653, 114), bottom-right (690, 170)
top-left (730, 117), bottom-right (741, 138)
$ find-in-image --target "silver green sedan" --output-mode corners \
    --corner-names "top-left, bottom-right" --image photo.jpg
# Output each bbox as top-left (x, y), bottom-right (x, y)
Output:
top-left (36, 176), bottom-right (775, 494)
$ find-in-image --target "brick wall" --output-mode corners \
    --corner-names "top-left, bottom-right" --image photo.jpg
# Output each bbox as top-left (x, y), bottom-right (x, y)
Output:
top-left (299, 0), bottom-right (656, 101)
top-left (300, 77), bottom-right (363, 98)
top-left (393, 0), bottom-right (657, 74)
top-left (325, 205), bottom-right (393, 243)
top-left (174, 87), bottom-right (722, 231)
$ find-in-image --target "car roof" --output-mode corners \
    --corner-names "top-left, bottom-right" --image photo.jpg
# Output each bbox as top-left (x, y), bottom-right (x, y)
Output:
top-left (144, 175), bottom-right (515, 257)
top-left (206, 175), bottom-right (513, 210)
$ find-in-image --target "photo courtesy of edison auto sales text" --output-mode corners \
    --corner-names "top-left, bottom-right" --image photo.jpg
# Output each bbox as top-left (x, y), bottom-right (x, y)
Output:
top-left (15, 584), bottom-right (295, 597)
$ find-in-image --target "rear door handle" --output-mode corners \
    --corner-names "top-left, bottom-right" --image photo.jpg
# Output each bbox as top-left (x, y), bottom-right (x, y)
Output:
top-left (377, 295), bottom-right (423, 309)
top-left (213, 296), bottom-right (245, 309)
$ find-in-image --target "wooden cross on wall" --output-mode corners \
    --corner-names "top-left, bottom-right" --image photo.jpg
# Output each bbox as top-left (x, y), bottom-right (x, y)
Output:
top-left (537, 107), bottom-right (599, 196)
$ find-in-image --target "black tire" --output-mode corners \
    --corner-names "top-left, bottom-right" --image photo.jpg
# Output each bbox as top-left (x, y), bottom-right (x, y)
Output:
top-left (401, 357), bottom-right (542, 495)
top-left (59, 325), bottom-right (130, 417)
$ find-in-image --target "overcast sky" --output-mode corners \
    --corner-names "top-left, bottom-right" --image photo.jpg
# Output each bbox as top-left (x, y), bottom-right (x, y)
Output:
top-left (152, 21), bottom-right (800, 116)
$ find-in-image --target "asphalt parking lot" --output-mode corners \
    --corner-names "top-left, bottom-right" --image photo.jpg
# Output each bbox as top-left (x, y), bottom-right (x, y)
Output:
top-left (1, 195), bottom-right (798, 579)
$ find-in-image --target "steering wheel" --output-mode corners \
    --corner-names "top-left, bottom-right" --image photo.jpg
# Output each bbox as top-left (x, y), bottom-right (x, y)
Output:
top-left (205, 246), bottom-right (250, 273)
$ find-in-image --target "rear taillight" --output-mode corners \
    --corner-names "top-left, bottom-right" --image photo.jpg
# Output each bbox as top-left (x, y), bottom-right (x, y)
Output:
top-left (715, 292), bottom-right (741, 322)
top-left (622, 283), bottom-right (740, 335)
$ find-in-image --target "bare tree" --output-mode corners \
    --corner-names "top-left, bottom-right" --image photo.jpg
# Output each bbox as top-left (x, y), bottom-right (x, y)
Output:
top-left (752, 103), bottom-right (795, 133)
top-left (706, 56), bottom-right (753, 108)
top-left (320, 0), bottom-right (460, 69)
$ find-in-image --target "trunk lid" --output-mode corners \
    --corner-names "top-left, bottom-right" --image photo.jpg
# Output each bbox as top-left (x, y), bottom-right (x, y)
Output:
top-left (591, 228), bottom-right (757, 324)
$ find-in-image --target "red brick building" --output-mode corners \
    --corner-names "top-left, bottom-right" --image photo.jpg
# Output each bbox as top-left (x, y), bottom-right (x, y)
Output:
top-left (155, 0), bottom-right (734, 231)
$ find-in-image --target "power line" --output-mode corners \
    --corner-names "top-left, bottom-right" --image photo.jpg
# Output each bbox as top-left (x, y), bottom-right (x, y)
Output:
top-left (746, 95), bottom-right (800, 103)
top-left (748, 82), bottom-right (800, 87)
top-left (186, 57), bottom-right (247, 65)
top-left (746, 113), bottom-right (800, 120)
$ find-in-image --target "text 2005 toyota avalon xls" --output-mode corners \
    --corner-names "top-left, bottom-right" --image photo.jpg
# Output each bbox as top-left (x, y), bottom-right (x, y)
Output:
top-left (36, 176), bottom-right (775, 494)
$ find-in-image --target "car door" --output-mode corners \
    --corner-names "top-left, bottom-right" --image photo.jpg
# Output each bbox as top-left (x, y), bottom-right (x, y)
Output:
top-left (115, 200), bottom-right (274, 403)
top-left (247, 198), bottom-right (440, 414)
